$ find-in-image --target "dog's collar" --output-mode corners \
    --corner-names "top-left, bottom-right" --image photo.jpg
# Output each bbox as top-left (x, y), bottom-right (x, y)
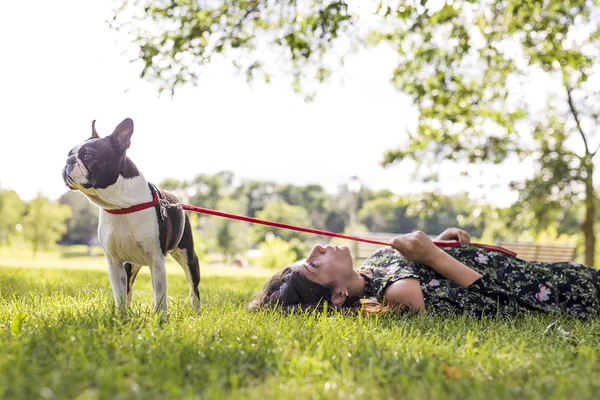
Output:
top-left (103, 183), bottom-right (161, 215)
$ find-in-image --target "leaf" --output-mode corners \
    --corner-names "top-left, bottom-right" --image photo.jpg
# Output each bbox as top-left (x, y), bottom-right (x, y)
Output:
top-left (75, 388), bottom-right (99, 400)
top-left (11, 313), bottom-right (26, 335)
top-left (442, 363), bottom-right (461, 380)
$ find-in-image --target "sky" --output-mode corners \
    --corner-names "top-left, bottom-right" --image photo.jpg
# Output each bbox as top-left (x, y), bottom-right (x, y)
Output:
top-left (0, 1), bottom-right (534, 207)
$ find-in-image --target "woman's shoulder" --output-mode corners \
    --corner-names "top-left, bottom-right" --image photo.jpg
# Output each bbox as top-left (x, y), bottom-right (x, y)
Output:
top-left (356, 252), bottom-right (422, 300)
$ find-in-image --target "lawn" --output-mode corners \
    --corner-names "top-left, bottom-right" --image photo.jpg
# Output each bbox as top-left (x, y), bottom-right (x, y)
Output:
top-left (1, 262), bottom-right (599, 399)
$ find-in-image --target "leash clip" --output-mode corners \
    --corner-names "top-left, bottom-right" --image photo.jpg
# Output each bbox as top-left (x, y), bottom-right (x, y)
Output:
top-left (159, 199), bottom-right (170, 220)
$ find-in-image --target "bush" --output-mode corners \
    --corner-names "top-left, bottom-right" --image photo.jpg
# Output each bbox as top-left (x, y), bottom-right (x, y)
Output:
top-left (256, 236), bottom-right (297, 269)
top-left (192, 229), bottom-right (208, 265)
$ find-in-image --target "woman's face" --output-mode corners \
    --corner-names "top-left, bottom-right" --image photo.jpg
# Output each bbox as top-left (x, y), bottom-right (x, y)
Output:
top-left (301, 244), bottom-right (354, 287)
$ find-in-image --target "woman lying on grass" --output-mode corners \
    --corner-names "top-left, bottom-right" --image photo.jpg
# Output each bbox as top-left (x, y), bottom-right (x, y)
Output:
top-left (249, 228), bottom-right (600, 318)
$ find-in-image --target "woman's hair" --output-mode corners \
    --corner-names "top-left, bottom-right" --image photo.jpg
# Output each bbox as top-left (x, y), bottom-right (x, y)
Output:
top-left (248, 262), bottom-right (389, 314)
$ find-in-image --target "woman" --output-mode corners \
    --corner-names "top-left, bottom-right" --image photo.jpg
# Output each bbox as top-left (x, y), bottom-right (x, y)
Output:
top-left (249, 228), bottom-right (600, 318)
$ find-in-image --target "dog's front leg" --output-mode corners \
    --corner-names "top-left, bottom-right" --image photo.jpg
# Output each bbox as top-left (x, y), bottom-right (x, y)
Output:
top-left (107, 257), bottom-right (128, 308)
top-left (150, 258), bottom-right (168, 313)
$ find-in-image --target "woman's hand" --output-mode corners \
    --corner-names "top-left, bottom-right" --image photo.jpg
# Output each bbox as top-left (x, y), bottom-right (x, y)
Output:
top-left (435, 227), bottom-right (471, 245)
top-left (392, 230), bottom-right (482, 288)
top-left (390, 231), bottom-right (443, 265)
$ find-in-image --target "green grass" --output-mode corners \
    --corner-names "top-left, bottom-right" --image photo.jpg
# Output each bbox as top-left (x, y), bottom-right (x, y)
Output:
top-left (1, 266), bottom-right (599, 400)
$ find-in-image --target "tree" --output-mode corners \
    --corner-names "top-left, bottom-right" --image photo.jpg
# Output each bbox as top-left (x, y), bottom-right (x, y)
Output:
top-left (207, 196), bottom-right (250, 262)
top-left (189, 172), bottom-right (236, 209)
top-left (22, 195), bottom-right (72, 256)
top-left (234, 180), bottom-right (280, 217)
top-left (216, 222), bottom-right (235, 262)
top-left (323, 208), bottom-right (347, 234)
top-left (0, 190), bottom-right (26, 246)
top-left (371, 0), bottom-right (600, 265)
top-left (59, 191), bottom-right (99, 245)
top-left (159, 177), bottom-right (189, 191)
top-left (278, 183), bottom-right (335, 230)
top-left (251, 201), bottom-right (310, 244)
top-left (405, 193), bottom-right (486, 239)
top-left (113, 0), bottom-right (600, 265)
top-left (359, 195), bottom-right (416, 233)
top-left (358, 192), bottom-right (486, 238)
top-left (111, 0), bottom-right (354, 98)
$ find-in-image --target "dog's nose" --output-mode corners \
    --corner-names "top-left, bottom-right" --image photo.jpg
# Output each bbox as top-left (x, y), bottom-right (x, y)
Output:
top-left (67, 155), bottom-right (76, 165)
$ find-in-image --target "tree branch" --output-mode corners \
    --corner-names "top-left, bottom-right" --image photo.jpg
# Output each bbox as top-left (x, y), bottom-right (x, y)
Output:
top-left (565, 83), bottom-right (590, 155)
top-left (231, 2), bottom-right (261, 33)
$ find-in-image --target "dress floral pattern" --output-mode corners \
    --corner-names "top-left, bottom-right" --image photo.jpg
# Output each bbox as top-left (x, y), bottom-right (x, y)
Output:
top-left (357, 246), bottom-right (600, 318)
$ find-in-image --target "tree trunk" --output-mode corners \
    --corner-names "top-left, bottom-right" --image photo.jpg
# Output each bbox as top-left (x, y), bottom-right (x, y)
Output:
top-left (583, 163), bottom-right (595, 266)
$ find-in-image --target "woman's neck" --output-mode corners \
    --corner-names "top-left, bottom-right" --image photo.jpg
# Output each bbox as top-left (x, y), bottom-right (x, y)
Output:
top-left (347, 270), bottom-right (366, 297)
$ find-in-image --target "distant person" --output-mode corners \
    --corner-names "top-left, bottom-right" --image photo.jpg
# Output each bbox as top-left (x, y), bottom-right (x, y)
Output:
top-left (249, 228), bottom-right (599, 318)
top-left (233, 256), bottom-right (249, 268)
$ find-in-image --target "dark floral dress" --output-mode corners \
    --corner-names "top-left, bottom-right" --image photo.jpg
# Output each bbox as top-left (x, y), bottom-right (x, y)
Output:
top-left (357, 246), bottom-right (600, 318)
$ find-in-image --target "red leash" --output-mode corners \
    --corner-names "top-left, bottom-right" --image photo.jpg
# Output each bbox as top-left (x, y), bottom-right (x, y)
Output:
top-left (179, 204), bottom-right (517, 257)
top-left (103, 197), bottom-right (517, 257)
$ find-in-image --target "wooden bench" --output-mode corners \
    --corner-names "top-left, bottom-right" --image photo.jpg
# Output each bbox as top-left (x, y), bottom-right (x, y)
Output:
top-left (496, 241), bottom-right (577, 262)
top-left (352, 232), bottom-right (577, 263)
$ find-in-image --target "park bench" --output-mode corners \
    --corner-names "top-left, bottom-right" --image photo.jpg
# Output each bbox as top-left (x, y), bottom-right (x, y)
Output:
top-left (495, 241), bottom-right (577, 262)
top-left (352, 232), bottom-right (577, 263)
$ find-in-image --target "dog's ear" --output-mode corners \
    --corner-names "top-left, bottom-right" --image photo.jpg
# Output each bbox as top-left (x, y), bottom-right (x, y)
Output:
top-left (90, 120), bottom-right (99, 139)
top-left (110, 118), bottom-right (134, 153)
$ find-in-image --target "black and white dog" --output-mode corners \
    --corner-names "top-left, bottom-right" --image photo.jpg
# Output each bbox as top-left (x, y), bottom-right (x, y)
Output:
top-left (62, 118), bottom-right (200, 312)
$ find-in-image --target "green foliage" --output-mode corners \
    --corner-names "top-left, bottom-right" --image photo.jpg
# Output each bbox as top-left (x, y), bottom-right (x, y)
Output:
top-left (210, 197), bottom-right (250, 262)
top-left (58, 191), bottom-right (98, 245)
top-left (112, 0), bottom-right (354, 98)
top-left (110, 0), bottom-right (600, 262)
top-left (188, 213), bottom-right (208, 264)
top-left (286, 237), bottom-right (309, 261)
top-left (255, 236), bottom-right (298, 269)
top-left (358, 192), bottom-right (488, 238)
top-left (506, 111), bottom-right (593, 262)
top-left (1, 267), bottom-right (600, 399)
top-left (359, 195), bottom-right (416, 233)
top-left (12, 164), bottom-right (598, 262)
top-left (217, 223), bottom-right (235, 261)
top-left (251, 201), bottom-right (310, 244)
top-left (10, 313), bottom-right (26, 335)
top-left (21, 195), bottom-right (72, 256)
top-left (158, 177), bottom-right (188, 191)
top-left (475, 207), bottom-right (517, 242)
top-left (408, 193), bottom-right (487, 239)
top-left (371, 0), bottom-right (600, 264)
top-left (235, 180), bottom-right (280, 218)
top-left (0, 190), bottom-right (26, 245)
top-left (278, 184), bottom-right (329, 229)
top-left (192, 172), bottom-right (236, 208)
top-left (323, 208), bottom-right (347, 234)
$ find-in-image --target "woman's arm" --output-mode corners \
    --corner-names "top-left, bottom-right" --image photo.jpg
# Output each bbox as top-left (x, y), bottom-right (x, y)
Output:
top-left (383, 278), bottom-right (425, 314)
top-left (391, 231), bottom-right (482, 288)
top-left (426, 249), bottom-right (482, 287)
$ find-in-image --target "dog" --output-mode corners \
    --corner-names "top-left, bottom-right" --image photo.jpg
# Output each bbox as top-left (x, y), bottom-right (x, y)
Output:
top-left (62, 118), bottom-right (200, 312)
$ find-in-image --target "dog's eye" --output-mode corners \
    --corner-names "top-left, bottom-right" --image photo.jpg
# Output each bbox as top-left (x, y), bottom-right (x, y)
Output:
top-left (82, 153), bottom-right (92, 160)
